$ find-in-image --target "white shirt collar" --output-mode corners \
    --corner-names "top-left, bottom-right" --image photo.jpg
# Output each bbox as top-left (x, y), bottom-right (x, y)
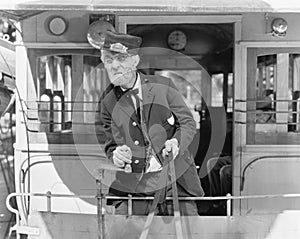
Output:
top-left (121, 73), bottom-right (142, 99)
top-left (133, 73), bottom-right (142, 99)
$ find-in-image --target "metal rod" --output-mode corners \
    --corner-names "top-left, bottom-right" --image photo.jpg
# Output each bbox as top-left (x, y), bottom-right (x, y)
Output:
top-left (169, 153), bottom-right (183, 239)
top-left (96, 169), bottom-right (105, 239)
top-left (46, 191), bottom-right (51, 212)
top-left (235, 99), bottom-right (300, 103)
top-left (8, 192), bottom-right (300, 201)
top-left (128, 194), bottom-right (132, 216)
top-left (6, 194), bottom-right (21, 239)
top-left (226, 193), bottom-right (231, 217)
top-left (96, 179), bottom-right (102, 239)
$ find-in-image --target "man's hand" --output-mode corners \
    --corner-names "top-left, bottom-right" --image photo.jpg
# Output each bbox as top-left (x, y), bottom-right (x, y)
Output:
top-left (112, 145), bottom-right (132, 168)
top-left (162, 138), bottom-right (179, 159)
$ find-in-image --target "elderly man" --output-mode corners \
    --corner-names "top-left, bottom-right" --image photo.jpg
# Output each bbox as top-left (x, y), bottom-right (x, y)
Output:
top-left (90, 26), bottom-right (204, 215)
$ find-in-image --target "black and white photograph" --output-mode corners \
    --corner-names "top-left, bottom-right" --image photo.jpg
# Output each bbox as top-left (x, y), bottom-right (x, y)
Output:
top-left (1, 0), bottom-right (300, 238)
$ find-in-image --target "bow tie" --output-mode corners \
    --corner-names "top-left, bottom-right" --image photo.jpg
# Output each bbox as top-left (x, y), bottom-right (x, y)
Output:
top-left (125, 88), bottom-right (139, 96)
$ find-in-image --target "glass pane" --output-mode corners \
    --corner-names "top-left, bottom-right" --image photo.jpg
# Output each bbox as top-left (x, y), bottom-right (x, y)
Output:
top-left (36, 54), bottom-right (108, 133)
top-left (211, 73), bottom-right (223, 107)
top-left (227, 73), bottom-right (233, 112)
top-left (155, 70), bottom-right (202, 128)
top-left (246, 49), bottom-right (300, 144)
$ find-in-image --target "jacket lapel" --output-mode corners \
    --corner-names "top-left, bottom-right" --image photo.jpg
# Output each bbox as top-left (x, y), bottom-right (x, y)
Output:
top-left (112, 86), bottom-right (140, 124)
top-left (140, 74), bottom-right (155, 123)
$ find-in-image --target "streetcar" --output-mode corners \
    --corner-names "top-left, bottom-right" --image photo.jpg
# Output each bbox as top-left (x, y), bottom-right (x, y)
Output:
top-left (1, 0), bottom-right (300, 238)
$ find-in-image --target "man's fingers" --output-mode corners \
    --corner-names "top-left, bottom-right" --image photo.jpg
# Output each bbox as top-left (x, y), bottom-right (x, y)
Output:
top-left (113, 157), bottom-right (125, 167)
top-left (162, 148), bottom-right (168, 158)
top-left (163, 139), bottom-right (179, 159)
top-left (165, 144), bottom-right (172, 152)
top-left (113, 150), bottom-right (132, 164)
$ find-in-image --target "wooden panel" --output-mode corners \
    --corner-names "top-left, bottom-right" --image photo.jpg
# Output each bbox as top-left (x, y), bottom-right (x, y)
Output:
top-left (34, 11), bottom-right (89, 43)
top-left (21, 14), bottom-right (37, 42)
top-left (257, 48), bottom-right (300, 56)
top-left (276, 53), bottom-right (289, 132)
top-left (265, 66), bottom-right (271, 89)
top-left (71, 55), bottom-right (84, 130)
top-left (232, 21), bottom-right (243, 215)
top-left (28, 211), bottom-right (300, 239)
top-left (257, 66), bottom-right (263, 97)
top-left (242, 13), bottom-right (300, 41)
top-left (293, 56), bottom-right (300, 91)
top-left (246, 48), bottom-right (257, 144)
top-left (242, 157), bottom-right (300, 214)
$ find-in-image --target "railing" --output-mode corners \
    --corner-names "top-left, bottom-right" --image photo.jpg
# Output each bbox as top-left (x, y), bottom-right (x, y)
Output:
top-left (234, 98), bottom-right (300, 126)
top-left (21, 99), bottom-right (101, 133)
top-left (6, 191), bottom-right (300, 239)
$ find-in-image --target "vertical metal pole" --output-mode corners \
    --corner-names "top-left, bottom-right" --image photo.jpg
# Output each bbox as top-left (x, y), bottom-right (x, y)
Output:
top-left (46, 191), bottom-right (51, 212)
top-left (128, 194), bottom-right (133, 216)
top-left (169, 153), bottom-right (184, 239)
top-left (96, 170), bottom-right (105, 239)
top-left (226, 193), bottom-right (231, 217)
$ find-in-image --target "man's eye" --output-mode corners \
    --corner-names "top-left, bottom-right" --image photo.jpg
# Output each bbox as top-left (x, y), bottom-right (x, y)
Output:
top-left (117, 55), bottom-right (127, 62)
top-left (105, 58), bottom-right (113, 64)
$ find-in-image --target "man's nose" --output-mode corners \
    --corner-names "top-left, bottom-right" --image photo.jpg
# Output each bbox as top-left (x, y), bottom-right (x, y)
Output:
top-left (111, 58), bottom-right (121, 69)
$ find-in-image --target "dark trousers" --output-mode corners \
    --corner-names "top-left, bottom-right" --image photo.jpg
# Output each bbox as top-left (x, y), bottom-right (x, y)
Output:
top-left (112, 182), bottom-right (199, 216)
top-left (207, 156), bottom-right (232, 196)
top-left (114, 200), bottom-right (198, 216)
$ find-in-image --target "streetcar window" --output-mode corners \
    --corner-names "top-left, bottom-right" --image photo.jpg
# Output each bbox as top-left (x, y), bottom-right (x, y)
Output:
top-left (246, 48), bottom-right (300, 144)
top-left (32, 51), bottom-right (109, 138)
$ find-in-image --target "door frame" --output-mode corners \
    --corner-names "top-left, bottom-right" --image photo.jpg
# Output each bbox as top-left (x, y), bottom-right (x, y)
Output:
top-left (235, 41), bottom-right (300, 215)
top-left (118, 14), bottom-right (242, 214)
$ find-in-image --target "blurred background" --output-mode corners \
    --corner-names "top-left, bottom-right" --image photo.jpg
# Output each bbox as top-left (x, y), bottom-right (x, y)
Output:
top-left (0, 16), bottom-right (16, 239)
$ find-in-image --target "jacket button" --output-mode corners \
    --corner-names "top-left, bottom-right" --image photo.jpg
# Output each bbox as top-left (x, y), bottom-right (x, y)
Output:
top-left (134, 159), bottom-right (139, 164)
top-left (134, 140), bottom-right (139, 145)
top-left (132, 122), bottom-right (137, 126)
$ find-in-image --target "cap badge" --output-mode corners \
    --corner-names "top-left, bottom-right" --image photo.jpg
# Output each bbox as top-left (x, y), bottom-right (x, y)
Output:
top-left (110, 42), bottom-right (128, 53)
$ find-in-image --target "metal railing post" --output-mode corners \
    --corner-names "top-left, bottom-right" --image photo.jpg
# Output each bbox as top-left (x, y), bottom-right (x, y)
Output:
top-left (96, 169), bottom-right (105, 239)
top-left (6, 193), bottom-right (21, 239)
top-left (128, 194), bottom-right (132, 216)
top-left (46, 191), bottom-right (51, 212)
top-left (226, 193), bottom-right (231, 217)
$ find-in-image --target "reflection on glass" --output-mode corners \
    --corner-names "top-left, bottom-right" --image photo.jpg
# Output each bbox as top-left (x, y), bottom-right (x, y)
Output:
top-left (37, 54), bottom-right (108, 133)
top-left (155, 70), bottom-right (202, 128)
top-left (247, 51), bottom-right (300, 144)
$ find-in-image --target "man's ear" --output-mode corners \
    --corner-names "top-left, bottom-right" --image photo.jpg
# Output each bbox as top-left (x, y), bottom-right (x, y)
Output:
top-left (132, 54), bottom-right (140, 67)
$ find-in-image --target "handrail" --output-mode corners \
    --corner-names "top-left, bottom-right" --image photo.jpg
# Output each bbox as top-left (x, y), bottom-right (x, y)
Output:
top-left (7, 192), bottom-right (300, 203)
top-left (235, 99), bottom-right (300, 103)
top-left (241, 155), bottom-right (300, 191)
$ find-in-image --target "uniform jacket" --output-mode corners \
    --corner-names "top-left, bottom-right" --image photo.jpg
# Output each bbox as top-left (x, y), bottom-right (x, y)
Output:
top-left (100, 73), bottom-right (204, 197)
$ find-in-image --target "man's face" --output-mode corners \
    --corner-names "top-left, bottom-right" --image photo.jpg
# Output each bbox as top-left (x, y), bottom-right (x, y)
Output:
top-left (101, 50), bottom-right (139, 88)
